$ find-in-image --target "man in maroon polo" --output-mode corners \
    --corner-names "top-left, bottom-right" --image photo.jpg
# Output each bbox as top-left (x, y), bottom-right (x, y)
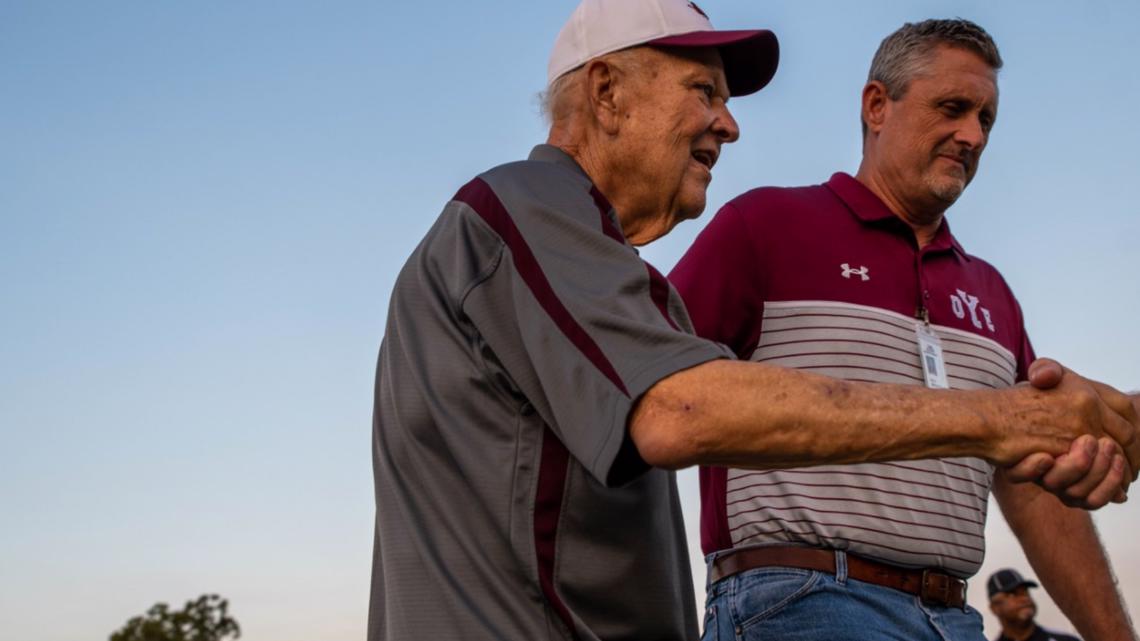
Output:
top-left (671, 18), bottom-right (1137, 641)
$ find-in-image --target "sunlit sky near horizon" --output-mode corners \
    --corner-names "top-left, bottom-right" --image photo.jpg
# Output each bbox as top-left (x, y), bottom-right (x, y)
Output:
top-left (2, 1), bottom-right (1138, 640)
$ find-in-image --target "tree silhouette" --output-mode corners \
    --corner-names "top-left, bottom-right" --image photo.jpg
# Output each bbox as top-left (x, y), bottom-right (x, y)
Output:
top-left (109, 594), bottom-right (240, 641)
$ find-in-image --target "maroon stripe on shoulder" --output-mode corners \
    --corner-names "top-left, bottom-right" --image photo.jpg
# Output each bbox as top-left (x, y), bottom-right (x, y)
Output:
top-left (455, 178), bottom-right (629, 396)
top-left (588, 185), bottom-right (679, 332)
top-left (646, 263), bottom-right (681, 331)
top-left (533, 427), bottom-right (580, 641)
top-left (591, 186), bottom-right (626, 244)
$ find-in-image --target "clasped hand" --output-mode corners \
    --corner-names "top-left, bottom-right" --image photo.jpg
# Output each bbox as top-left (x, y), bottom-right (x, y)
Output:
top-left (1004, 358), bottom-right (1139, 509)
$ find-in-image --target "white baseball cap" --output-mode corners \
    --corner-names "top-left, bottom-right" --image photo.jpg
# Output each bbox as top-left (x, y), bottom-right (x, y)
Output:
top-left (547, 0), bottom-right (779, 96)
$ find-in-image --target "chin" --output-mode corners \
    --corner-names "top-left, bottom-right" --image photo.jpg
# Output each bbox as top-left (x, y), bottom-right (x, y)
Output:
top-left (675, 205), bottom-right (706, 224)
top-left (677, 187), bottom-right (709, 220)
top-left (927, 177), bottom-right (966, 204)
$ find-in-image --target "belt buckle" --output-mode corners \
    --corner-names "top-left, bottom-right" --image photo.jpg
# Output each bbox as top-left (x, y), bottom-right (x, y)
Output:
top-left (919, 569), bottom-right (966, 611)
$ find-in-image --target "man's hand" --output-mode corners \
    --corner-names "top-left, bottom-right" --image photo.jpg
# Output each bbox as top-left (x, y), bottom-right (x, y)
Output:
top-left (1001, 359), bottom-right (1136, 509)
top-left (1044, 435), bottom-right (1127, 507)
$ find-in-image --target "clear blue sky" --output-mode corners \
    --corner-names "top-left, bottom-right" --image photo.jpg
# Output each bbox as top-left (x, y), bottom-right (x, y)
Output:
top-left (2, 2), bottom-right (1137, 639)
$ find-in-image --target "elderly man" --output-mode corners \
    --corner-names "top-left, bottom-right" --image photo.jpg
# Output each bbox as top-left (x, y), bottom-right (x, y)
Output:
top-left (672, 18), bottom-right (1137, 641)
top-left (370, 2), bottom-right (1138, 639)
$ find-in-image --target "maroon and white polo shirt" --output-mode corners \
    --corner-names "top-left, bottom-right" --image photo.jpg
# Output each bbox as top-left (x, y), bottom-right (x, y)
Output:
top-left (670, 172), bottom-right (1036, 578)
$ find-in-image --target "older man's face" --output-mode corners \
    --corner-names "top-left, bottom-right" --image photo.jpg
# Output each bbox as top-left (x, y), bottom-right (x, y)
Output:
top-left (872, 45), bottom-right (998, 220)
top-left (609, 47), bottom-right (740, 241)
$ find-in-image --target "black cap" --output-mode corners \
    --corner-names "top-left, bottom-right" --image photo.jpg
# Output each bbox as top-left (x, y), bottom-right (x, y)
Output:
top-left (987, 568), bottom-right (1040, 599)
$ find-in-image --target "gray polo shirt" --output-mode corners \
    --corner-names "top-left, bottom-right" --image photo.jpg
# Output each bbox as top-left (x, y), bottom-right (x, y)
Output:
top-left (369, 145), bottom-right (730, 640)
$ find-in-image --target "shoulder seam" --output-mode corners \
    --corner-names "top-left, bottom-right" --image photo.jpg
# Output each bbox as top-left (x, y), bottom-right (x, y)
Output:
top-left (455, 206), bottom-right (507, 313)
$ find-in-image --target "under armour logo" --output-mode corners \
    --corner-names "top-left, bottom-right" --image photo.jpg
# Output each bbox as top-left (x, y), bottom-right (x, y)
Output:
top-left (949, 288), bottom-right (996, 332)
top-left (841, 263), bottom-right (870, 281)
top-left (687, 2), bottom-right (709, 19)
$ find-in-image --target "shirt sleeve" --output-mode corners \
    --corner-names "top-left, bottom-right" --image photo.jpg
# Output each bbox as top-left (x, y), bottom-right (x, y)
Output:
top-left (1000, 276), bottom-right (1036, 382)
top-left (1015, 326), bottom-right (1036, 383)
top-left (453, 173), bottom-right (731, 487)
top-left (669, 201), bottom-right (765, 357)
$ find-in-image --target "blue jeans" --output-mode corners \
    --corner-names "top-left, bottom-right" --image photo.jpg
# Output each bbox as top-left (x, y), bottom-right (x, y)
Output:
top-left (701, 551), bottom-right (985, 641)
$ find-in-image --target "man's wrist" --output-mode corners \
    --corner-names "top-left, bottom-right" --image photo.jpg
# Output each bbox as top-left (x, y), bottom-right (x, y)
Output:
top-left (973, 386), bottom-right (1030, 465)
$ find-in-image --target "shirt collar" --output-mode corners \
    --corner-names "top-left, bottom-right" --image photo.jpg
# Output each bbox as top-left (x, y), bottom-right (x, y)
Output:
top-left (529, 144), bottom-right (589, 178)
top-left (824, 172), bottom-right (971, 261)
top-left (528, 144), bottom-right (639, 253)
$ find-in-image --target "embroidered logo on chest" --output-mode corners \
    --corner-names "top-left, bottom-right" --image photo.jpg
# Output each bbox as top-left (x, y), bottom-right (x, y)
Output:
top-left (840, 263), bottom-right (870, 281)
top-left (950, 288), bottom-right (996, 332)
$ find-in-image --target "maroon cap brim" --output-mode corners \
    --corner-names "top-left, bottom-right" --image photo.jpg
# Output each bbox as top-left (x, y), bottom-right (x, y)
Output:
top-left (649, 29), bottom-right (779, 97)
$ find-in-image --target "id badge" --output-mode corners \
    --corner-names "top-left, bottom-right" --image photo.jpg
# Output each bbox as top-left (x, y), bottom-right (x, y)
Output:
top-left (916, 324), bottom-right (949, 389)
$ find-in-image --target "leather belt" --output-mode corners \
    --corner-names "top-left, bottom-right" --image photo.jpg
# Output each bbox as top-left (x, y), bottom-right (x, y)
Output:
top-left (709, 546), bottom-right (967, 610)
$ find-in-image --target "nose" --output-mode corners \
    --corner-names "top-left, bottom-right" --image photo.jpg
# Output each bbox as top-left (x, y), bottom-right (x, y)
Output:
top-left (713, 102), bottom-right (740, 144)
top-left (954, 115), bottom-right (987, 150)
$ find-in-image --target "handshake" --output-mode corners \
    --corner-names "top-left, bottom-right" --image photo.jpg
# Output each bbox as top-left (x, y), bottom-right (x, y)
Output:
top-left (998, 358), bottom-right (1139, 510)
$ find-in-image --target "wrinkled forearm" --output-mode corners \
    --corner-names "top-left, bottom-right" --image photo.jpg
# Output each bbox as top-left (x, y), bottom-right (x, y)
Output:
top-left (628, 359), bottom-right (1055, 470)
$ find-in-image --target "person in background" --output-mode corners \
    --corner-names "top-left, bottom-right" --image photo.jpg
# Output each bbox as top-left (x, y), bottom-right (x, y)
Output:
top-left (988, 568), bottom-right (1081, 641)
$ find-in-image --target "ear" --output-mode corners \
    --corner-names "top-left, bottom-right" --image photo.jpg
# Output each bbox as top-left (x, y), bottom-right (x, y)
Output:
top-left (584, 59), bottom-right (622, 135)
top-left (861, 80), bottom-right (890, 136)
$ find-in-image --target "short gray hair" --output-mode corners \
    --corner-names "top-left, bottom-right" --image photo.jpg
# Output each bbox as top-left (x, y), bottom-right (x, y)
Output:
top-left (862, 19), bottom-right (1002, 135)
top-left (540, 47), bottom-right (655, 126)
top-left (540, 68), bottom-right (582, 125)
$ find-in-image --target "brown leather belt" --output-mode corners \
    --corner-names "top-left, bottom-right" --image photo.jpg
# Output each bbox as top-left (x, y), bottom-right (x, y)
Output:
top-left (710, 546), bottom-right (967, 610)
